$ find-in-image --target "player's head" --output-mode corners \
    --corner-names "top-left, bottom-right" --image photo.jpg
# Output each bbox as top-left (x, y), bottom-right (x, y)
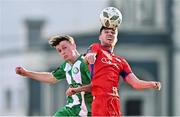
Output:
top-left (48, 35), bottom-right (77, 61)
top-left (99, 26), bottom-right (118, 47)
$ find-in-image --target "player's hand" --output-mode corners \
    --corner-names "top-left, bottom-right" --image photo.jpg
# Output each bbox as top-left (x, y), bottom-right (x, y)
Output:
top-left (84, 53), bottom-right (96, 64)
top-left (15, 67), bottom-right (27, 77)
top-left (153, 82), bottom-right (161, 90)
top-left (66, 87), bottom-right (77, 96)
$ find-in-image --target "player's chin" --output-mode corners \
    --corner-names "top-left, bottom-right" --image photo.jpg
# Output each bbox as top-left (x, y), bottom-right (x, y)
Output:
top-left (107, 40), bottom-right (115, 44)
top-left (107, 43), bottom-right (114, 47)
top-left (104, 41), bottom-right (113, 46)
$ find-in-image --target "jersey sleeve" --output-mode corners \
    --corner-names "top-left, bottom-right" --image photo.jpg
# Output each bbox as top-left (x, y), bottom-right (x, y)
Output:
top-left (120, 58), bottom-right (132, 81)
top-left (52, 63), bottom-right (66, 80)
top-left (80, 61), bottom-right (91, 85)
top-left (87, 43), bottom-right (101, 54)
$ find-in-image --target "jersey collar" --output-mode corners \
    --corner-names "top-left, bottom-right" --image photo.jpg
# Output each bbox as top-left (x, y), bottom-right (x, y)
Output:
top-left (101, 45), bottom-right (114, 54)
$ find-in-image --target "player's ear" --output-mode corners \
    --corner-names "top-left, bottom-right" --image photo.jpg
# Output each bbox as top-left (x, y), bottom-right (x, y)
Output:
top-left (99, 35), bottom-right (102, 41)
top-left (72, 43), bottom-right (76, 49)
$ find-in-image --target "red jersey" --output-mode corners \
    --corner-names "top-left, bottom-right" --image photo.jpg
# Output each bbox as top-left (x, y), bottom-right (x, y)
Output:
top-left (89, 43), bottom-right (132, 96)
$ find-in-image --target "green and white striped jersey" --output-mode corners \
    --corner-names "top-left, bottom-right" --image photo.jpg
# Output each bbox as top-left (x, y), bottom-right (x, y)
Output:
top-left (52, 55), bottom-right (92, 116)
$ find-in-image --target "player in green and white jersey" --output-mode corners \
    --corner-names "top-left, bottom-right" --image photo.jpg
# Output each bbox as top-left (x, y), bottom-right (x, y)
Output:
top-left (52, 54), bottom-right (92, 116)
top-left (15, 35), bottom-right (93, 116)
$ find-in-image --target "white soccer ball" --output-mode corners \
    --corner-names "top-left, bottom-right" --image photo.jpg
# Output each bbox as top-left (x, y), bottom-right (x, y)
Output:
top-left (100, 7), bottom-right (122, 29)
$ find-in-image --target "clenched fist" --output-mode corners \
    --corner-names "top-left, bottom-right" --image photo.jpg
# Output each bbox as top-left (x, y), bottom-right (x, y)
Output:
top-left (153, 82), bottom-right (161, 90)
top-left (84, 53), bottom-right (96, 64)
top-left (15, 67), bottom-right (28, 77)
top-left (66, 87), bottom-right (77, 96)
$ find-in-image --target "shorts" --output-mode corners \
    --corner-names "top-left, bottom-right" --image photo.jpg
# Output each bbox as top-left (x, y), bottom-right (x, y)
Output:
top-left (92, 95), bottom-right (122, 116)
top-left (54, 105), bottom-right (91, 116)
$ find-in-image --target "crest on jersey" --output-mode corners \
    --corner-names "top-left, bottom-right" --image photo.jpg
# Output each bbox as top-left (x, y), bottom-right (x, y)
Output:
top-left (73, 67), bottom-right (79, 74)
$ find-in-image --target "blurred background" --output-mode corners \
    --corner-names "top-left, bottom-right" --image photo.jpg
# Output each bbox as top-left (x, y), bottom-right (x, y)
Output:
top-left (0, 0), bottom-right (179, 116)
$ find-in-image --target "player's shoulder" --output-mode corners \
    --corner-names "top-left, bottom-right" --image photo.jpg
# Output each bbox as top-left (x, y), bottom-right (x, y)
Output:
top-left (115, 55), bottom-right (128, 63)
top-left (79, 54), bottom-right (86, 62)
top-left (89, 43), bottom-right (101, 48)
top-left (59, 61), bottom-right (68, 69)
top-left (52, 61), bottom-right (66, 73)
top-left (87, 43), bottom-right (101, 53)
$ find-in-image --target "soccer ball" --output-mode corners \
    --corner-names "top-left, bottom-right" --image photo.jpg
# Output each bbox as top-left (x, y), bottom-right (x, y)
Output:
top-left (100, 7), bottom-right (122, 29)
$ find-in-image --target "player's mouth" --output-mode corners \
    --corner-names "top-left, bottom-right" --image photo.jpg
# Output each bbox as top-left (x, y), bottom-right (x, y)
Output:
top-left (106, 37), bottom-right (114, 42)
top-left (63, 55), bottom-right (68, 59)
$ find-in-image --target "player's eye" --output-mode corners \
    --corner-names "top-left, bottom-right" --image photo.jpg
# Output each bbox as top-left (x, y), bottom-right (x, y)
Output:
top-left (62, 46), bottom-right (67, 50)
top-left (57, 49), bottom-right (61, 53)
top-left (111, 31), bottom-right (115, 34)
top-left (104, 30), bottom-right (109, 34)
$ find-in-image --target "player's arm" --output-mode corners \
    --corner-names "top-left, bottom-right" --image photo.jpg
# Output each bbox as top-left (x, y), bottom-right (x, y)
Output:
top-left (15, 66), bottom-right (59, 84)
top-left (84, 43), bottom-right (100, 64)
top-left (84, 52), bottom-right (97, 64)
top-left (66, 84), bottom-right (92, 96)
top-left (125, 73), bottom-right (161, 90)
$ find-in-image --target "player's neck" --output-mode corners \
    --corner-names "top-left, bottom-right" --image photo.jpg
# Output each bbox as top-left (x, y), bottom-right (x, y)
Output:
top-left (102, 45), bottom-right (114, 53)
top-left (68, 51), bottom-right (80, 64)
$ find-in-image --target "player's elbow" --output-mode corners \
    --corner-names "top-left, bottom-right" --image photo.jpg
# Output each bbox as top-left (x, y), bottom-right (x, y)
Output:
top-left (46, 77), bottom-right (59, 84)
top-left (126, 77), bottom-right (143, 90)
top-left (50, 80), bottom-right (58, 84)
top-left (50, 79), bottom-right (59, 84)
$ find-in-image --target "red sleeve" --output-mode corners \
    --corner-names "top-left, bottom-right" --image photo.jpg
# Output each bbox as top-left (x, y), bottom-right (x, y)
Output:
top-left (87, 43), bottom-right (101, 54)
top-left (120, 58), bottom-right (132, 81)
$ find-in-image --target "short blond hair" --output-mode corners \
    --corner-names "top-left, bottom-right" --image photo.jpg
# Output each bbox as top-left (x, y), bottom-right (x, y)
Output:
top-left (48, 35), bottom-right (75, 47)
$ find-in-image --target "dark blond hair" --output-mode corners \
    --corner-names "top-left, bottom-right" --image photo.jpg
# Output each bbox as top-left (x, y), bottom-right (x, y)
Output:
top-left (100, 26), bottom-right (118, 34)
top-left (48, 35), bottom-right (75, 47)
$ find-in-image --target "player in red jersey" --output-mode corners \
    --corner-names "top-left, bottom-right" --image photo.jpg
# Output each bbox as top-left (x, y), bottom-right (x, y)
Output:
top-left (66, 26), bottom-right (161, 116)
